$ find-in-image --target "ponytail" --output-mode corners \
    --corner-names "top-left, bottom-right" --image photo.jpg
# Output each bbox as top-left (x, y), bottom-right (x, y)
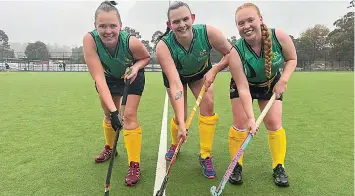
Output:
top-left (158, 26), bottom-right (171, 40)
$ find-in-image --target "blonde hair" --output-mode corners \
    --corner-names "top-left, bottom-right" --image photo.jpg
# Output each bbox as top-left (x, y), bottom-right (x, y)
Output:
top-left (236, 3), bottom-right (272, 89)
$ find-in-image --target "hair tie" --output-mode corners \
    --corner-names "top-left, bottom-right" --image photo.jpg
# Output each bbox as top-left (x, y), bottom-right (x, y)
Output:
top-left (108, 1), bottom-right (117, 6)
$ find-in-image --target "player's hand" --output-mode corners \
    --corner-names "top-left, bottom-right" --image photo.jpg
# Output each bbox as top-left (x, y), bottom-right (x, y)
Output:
top-left (124, 66), bottom-right (138, 83)
top-left (110, 110), bottom-right (123, 132)
top-left (247, 118), bottom-right (258, 137)
top-left (203, 68), bottom-right (217, 91)
top-left (273, 79), bottom-right (287, 99)
top-left (177, 124), bottom-right (187, 143)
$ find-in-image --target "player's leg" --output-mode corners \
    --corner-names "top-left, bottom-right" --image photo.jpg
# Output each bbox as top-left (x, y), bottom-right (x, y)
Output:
top-left (164, 72), bottom-right (188, 161)
top-left (94, 77), bottom-right (120, 163)
top-left (258, 93), bottom-right (288, 187)
top-left (228, 78), bottom-right (250, 185)
top-left (120, 71), bottom-right (146, 186)
top-left (189, 77), bottom-right (219, 179)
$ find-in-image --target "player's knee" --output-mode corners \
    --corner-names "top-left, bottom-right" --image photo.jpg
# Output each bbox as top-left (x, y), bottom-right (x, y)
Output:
top-left (232, 107), bottom-right (249, 129)
top-left (200, 96), bottom-right (214, 116)
top-left (264, 118), bottom-right (282, 131)
top-left (233, 118), bottom-right (249, 130)
top-left (123, 110), bottom-right (137, 124)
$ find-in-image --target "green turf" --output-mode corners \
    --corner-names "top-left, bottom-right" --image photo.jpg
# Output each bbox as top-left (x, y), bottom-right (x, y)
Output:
top-left (0, 71), bottom-right (353, 196)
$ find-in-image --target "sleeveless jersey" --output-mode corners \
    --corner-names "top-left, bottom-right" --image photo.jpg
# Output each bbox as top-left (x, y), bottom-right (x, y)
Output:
top-left (89, 29), bottom-right (135, 79)
top-left (161, 24), bottom-right (212, 77)
top-left (233, 28), bottom-right (284, 83)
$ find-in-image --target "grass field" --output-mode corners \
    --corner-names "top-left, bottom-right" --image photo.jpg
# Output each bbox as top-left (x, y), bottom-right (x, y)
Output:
top-left (0, 71), bottom-right (353, 196)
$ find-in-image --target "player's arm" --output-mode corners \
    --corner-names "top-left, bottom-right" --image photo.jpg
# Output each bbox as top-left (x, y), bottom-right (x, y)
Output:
top-left (206, 24), bottom-right (233, 74)
top-left (275, 28), bottom-right (297, 83)
top-left (229, 47), bottom-right (255, 121)
top-left (156, 40), bottom-right (185, 127)
top-left (83, 33), bottom-right (116, 112)
top-left (129, 36), bottom-right (151, 70)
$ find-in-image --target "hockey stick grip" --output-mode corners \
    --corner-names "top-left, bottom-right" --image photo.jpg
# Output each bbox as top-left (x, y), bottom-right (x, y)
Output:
top-left (119, 68), bottom-right (132, 119)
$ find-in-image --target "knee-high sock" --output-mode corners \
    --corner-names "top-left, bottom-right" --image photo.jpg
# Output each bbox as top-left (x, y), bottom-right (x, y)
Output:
top-left (268, 127), bottom-right (287, 168)
top-left (103, 120), bottom-right (115, 148)
top-left (170, 118), bottom-right (179, 146)
top-left (123, 126), bottom-right (142, 165)
top-left (198, 113), bottom-right (219, 159)
top-left (228, 126), bottom-right (248, 166)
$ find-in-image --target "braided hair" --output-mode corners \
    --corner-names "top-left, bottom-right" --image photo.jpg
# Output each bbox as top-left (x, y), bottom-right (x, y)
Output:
top-left (236, 3), bottom-right (273, 90)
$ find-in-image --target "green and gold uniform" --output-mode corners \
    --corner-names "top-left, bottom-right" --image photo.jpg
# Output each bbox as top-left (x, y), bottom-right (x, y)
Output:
top-left (161, 24), bottom-right (213, 88)
top-left (89, 29), bottom-right (145, 96)
top-left (160, 24), bottom-right (220, 167)
top-left (230, 28), bottom-right (284, 101)
top-left (228, 28), bottom-right (288, 181)
top-left (90, 29), bottom-right (144, 169)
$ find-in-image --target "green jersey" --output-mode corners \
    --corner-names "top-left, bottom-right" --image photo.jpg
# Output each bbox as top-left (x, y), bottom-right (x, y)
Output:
top-left (233, 28), bottom-right (284, 83)
top-left (161, 24), bottom-right (212, 77)
top-left (89, 30), bottom-right (135, 79)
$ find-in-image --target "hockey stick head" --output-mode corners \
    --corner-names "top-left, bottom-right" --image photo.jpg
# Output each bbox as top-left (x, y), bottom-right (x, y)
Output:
top-left (210, 186), bottom-right (219, 196)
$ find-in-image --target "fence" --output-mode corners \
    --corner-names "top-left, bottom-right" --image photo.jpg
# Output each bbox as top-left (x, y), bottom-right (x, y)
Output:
top-left (0, 51), bottom-right (353, 72)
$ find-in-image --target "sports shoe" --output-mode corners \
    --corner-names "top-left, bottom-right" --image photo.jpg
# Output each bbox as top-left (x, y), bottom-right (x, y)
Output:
top-left (273, 164), bottom-right (289, 187)
top-left (228, 162), bottom-right (243, 185)
top-left (94, 145), bottom-right (118, 163)
top-left (125, 161), bottom-right (141, 186)
top-left (199, 155), bottom-right (216, 179)
top-left (165, 144), bottom-right (178, 161)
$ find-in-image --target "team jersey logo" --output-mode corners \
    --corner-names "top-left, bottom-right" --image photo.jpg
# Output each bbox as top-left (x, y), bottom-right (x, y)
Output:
top-left (271, 51), bottom-right (283, 67)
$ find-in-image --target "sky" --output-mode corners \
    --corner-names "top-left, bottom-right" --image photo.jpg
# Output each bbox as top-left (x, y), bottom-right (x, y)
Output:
top-left (0, 0), bottom-right (352, 49)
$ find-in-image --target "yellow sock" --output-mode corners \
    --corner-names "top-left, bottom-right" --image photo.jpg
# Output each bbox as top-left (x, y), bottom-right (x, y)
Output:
top-left (268, 127), bottom-right (287, 168)
top-left (103, 120), bottom-right (115, 148)
top-left (123, 126), bottom-right (142, 165)
top-left (228, 126), bottom-right (248, 166)
top-left (198, 113), bottom-right (219, 159)
top-left (170, 118), bottom-right (179, 145)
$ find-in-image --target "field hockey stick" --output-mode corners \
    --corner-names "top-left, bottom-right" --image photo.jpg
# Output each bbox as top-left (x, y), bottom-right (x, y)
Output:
top-left (119, 69), bottom-right (132, 121)
top-left (210, 93), bottom-right (277, 196)
top-left (155, 85), bottom-right (206, 196)
top-left (104, 69), bottom-right (132, 196)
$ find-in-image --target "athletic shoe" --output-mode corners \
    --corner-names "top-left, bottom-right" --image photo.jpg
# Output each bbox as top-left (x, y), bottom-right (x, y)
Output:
top-left (273, 164), bottom-right (289, 187)
top-left (199, 155), bottom-right (216, 179)
top-left (125, 161), bottom-right (140, 186)
top-left (94, 145), bottom-right (118, 163)
top-left (228, 162), bottom-right (243, 185)
top-left (165, 144), bottom-right (178, 161)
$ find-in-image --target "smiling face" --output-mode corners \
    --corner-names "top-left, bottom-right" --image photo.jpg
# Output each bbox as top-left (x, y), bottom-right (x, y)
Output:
top-left (235, 4), bottom-right (263, 43)
top-left (95, 10), bottom-right (121, 47)
top-left (167, 4), bottom-right (195, 39)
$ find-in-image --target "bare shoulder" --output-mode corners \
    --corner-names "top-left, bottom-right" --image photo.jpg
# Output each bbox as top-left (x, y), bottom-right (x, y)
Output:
top-left (205, 24), bottom-right (231, 55)
top-left (274, 28), bottom-right (297, 60)
top-left (155, 40), bottom-right (170, 56)
top-left (274, 28), bottom-right (292, 44)
top-left (128, 35), bottom-right (141, 47)
top-left (155, 40), bottom-right (175, 70)
top-left (128, 35), bottom-right (150, 59)
top-left (205, 24), bottom-right (222, 39)
top-left (83, 32), bottom-right (95, 50)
